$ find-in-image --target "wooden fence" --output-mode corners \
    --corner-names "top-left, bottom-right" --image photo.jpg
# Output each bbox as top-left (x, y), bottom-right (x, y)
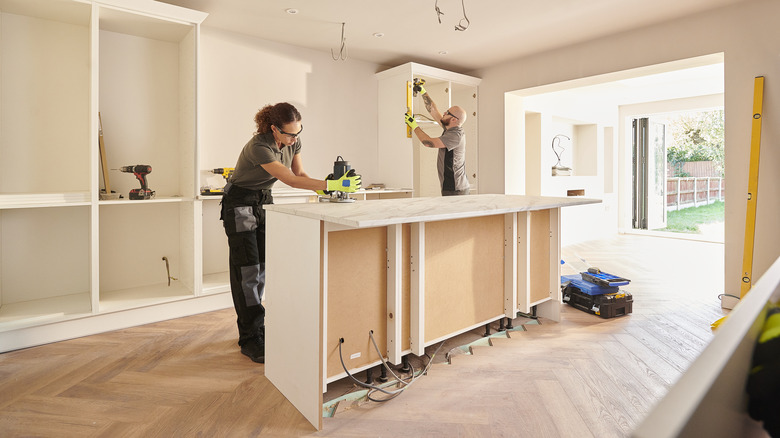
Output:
top-left (668, 161), bottom-right (721, 178)
top-left (666, 177), bottom-right (725, 211)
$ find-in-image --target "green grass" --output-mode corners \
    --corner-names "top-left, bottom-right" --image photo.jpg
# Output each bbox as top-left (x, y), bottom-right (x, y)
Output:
top-left (656, 200), bottom-right (724, 233)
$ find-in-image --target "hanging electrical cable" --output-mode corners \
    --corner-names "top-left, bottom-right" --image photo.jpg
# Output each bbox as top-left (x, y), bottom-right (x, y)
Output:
top-left (434, 0), bottom-right (470, 31)
top-left (331, 22), bottom-right (347, 61)
top-left (454, 0), bottom-right (470, 31)
top-left (434, 0), bottom-right (445, 24)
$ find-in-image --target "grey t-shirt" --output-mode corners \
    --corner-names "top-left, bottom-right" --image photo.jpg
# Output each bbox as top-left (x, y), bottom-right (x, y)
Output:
top-left (230, 132), bottom-right (301, 190)
top-left (437, 126), bottom-right (469, 192)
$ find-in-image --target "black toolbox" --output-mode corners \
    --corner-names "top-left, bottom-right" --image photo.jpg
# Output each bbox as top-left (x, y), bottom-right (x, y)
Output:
top-left (562, 282), bottom-right (633, 318)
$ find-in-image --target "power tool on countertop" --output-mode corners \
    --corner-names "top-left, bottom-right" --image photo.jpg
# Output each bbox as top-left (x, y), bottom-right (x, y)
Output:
top-left (115, 164), bottom-right (155, 200)
top-left (319, 156), bottom-right (361, 203)
top-left (200, 168), bottom-right (234, 196)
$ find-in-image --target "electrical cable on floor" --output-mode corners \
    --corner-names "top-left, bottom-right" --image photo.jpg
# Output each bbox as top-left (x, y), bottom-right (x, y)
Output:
top-left (516, 311), bottom-right (538, 320)
top-left (368, 331), bottom-right (413, 387)
top-left (718, 293), bottom-right (740, 301)
top-left (337, 339), bottom-right (412, 401)
top-left (337, 333), bottom-right (446, 403)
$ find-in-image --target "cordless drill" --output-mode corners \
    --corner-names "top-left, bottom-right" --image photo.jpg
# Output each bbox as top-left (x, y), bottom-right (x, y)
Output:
top-left (210, 168), bottom-right (234, 181)
top-left (412, 78), bottom-right (426, 96)
top-left (199, 168), bottom-right (235, 196)
top-left (118, 164), bottom-right (155, 200)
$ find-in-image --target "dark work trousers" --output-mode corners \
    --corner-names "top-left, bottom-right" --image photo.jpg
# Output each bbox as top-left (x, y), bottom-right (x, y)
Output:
top-left (220, 185), bottom-right (273, 348)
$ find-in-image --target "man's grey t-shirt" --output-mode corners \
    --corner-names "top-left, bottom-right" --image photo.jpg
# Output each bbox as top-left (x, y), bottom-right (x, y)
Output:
top-left (437, 126), bottom-right (469, 192)
top-left (230, 132), bottom-right (301, 190)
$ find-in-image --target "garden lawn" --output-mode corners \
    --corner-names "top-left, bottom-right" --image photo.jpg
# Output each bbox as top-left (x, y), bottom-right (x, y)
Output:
top-left (657, 200), bottom-right (725, 233)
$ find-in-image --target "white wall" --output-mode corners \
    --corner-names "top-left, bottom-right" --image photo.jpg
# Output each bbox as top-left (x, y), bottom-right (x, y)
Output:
top-left (473, 0), bottom-right (780, 298)
top-left (198, 27), bottom-right (381, 186)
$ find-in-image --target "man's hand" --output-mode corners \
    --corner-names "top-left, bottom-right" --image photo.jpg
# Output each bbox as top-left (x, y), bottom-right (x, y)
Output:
top-left (413, 78), bottom-right (426, 96)
top-left (404, 112), bottom-right (418, 130)
top-left (326, 170), bottom-right (361, 193)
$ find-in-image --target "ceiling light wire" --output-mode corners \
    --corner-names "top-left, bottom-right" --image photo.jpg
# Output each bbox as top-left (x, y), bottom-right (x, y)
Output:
top-left (331, 22), bottom-right (347, 61)
top-left (454, 0), bottom-right (470, 31)
top-left (434, 0), bottom-right (444, 24)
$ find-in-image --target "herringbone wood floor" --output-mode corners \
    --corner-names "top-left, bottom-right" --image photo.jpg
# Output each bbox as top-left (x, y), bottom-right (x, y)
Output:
top-left (0, 234), bottom-right (726, 437)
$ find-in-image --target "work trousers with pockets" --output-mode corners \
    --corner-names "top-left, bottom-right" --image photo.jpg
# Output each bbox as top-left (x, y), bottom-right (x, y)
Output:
top-left (220, 185), bottom-right (273, 348)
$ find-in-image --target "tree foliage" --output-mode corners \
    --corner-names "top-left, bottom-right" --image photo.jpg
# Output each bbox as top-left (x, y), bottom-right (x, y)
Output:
top-left (666, 110), bottom-right (724, 177)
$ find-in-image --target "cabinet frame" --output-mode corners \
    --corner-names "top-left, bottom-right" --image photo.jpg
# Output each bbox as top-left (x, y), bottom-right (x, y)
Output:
top-left (376, 62), bottom-right (481, 195)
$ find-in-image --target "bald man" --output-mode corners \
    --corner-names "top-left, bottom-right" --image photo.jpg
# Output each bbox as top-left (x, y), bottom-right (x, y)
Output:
top-left (404, 85), bottom-right (470, 196)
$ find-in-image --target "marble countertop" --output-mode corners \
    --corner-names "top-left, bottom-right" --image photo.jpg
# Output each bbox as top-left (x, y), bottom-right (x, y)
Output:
top-left (264, 194), bottom-right (601, 228)
top-left (271, 187), bottom-right (413, 197)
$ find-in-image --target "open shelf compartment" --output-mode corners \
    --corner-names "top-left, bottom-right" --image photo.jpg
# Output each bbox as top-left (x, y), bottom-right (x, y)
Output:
top-left (0, 206), bottom-right (92, 331)
top-left (98, 202), bottom-right (195, 311)
top-left (0, 0), bottom-right (92, 197)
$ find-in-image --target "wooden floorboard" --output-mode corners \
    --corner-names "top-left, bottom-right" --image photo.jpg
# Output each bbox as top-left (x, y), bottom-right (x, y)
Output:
top-left (0, 234), bottom-right (727, 437)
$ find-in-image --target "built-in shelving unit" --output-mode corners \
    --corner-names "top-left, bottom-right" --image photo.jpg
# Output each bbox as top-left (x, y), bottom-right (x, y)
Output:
top-left (0, 0), bottom-right (225, 353)
top-left (525, 112), bottom-right (605, 198)
top-left (523, 101), bottom-right (615, 245)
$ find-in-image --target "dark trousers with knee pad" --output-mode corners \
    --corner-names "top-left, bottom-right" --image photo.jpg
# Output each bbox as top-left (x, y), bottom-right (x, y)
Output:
top-left (220, 186), bottom-right (273, 347)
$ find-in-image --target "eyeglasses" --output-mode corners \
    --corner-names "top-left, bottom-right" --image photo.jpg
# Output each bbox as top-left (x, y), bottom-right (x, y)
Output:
top-left (444, 111), bottom-right (459, 120)
top-left (275, 125), bottom-right (303, 138)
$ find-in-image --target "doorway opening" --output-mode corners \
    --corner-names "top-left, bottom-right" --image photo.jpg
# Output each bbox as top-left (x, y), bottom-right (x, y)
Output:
top-left (631, 109), bottom-right (725, 241)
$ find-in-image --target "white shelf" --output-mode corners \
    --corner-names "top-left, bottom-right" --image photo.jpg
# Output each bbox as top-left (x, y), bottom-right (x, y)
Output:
top-left (0, 292), bottom-right (92, 332)
top-left (99, 282), bottom-right (193, 313)
top-left (202, 272), bottom-right (230, 295)
top-left (0, 192), bottom-right (91, 209)
top-left (98, 196), bottom-right (188, 205)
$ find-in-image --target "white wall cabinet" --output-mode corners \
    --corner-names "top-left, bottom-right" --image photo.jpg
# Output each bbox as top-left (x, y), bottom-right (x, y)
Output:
top-left (376, 63), bottom-right (480, 196)
top-left (0, 0), bottom-right (230, 353)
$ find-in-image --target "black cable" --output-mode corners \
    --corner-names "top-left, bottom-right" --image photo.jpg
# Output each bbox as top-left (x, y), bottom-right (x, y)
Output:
top-left (338, 339), bottom-right (399, 396)
top-left (454, 0), bottom-right (470, 31)
top-left (434, 0), bottom-right (444, 24)
top-left (516, 311), bottom-right (539, 320)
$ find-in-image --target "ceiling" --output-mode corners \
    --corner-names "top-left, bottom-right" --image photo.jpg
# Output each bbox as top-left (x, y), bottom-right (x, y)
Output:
top-left (158, 0), bottom-right (748, 73)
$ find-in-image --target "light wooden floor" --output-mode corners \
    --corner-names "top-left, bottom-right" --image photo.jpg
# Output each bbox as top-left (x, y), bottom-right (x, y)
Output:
top-left (0, 234), bottom-right (727, 437)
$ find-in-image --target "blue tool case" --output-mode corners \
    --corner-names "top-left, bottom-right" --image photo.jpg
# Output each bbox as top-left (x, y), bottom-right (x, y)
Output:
top-left (580, 270), bottom-right (630, 287)
top-left (561, 274), bottom-right (618, 296)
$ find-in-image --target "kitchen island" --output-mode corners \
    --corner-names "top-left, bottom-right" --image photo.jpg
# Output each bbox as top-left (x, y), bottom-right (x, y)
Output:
top-left (263, 194), bottom-right (600, 429)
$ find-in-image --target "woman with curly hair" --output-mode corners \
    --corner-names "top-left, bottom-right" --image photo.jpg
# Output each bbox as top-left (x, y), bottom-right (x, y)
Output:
top-left (221, 102), bottom-right (361, 363)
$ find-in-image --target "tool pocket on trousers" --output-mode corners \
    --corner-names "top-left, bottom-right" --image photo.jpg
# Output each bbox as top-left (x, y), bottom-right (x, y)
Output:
top-left (232, 206), bottom-right (257, 233)
top-left (228, 233), bottom-right (260, 266)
